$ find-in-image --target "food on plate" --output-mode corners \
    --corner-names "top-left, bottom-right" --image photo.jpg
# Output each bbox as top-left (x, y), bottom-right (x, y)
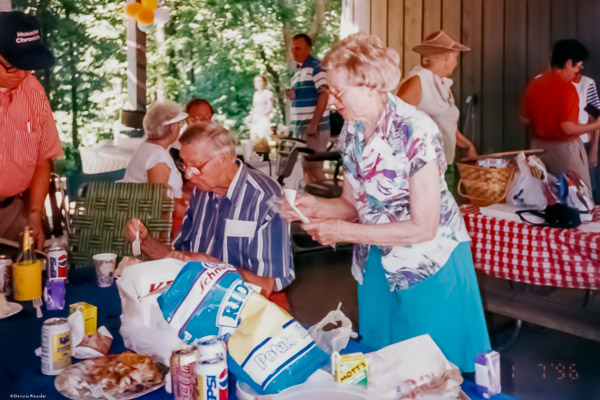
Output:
top-left (58, 352), bottom-right (165, 398)
top-left (0, 293), bottom-right (11, 316)
top-left (87, 352), bottom-right (163, 393)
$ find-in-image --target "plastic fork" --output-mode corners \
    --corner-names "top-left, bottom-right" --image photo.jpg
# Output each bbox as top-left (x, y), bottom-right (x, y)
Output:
top-left (132, 230), bottom-right (141, 257)
top-left (89, 383), bottom-right (116, 400)
top-left (33, 297), bottom-right (43, 318)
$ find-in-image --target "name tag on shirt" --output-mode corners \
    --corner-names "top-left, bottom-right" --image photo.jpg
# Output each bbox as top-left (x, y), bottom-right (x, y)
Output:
top-left (224, 219), bottom-right (257, 238)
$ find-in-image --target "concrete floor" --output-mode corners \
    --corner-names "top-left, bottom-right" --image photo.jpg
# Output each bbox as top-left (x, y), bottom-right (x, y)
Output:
top-left (287, 247), bottom-right (600, 400)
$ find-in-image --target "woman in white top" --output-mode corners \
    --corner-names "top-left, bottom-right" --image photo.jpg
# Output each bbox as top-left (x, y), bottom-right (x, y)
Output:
top-left (397, 31), bottom-right (476, 194)
top-left (249, 75), bottom-right (274, 140)
top-left (123, 100), bottom-right (186, 198)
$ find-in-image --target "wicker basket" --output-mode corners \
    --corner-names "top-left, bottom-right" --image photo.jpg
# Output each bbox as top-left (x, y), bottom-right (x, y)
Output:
top-left (456, 162), bottom-right (516, 206)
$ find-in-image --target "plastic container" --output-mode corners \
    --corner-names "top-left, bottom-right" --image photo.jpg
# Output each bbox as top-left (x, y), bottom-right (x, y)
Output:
top-left (236, 381), bottom-right (259, 400)
top-left (273, 381), bottom-right (369, 400)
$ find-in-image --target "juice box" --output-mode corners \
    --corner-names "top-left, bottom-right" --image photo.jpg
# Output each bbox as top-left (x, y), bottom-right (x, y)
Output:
top-left (69, 302), bottom-right (97, 335)
top-left (475, 350), bottom-right (501, 398)
top-left (332, 352), bottom-right (368, 387)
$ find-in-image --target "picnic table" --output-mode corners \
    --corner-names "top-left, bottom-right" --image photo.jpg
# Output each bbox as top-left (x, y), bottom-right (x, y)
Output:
top-left (0, 267), bottom-right (517, 399)
top-left (461, 204), bottom-right (600, 342)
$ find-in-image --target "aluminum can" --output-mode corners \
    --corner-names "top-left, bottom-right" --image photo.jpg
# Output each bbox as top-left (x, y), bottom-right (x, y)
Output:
top-left (41, 317), bottom-right (71, 375)
top-left (47, 247), bottom-right (68, 281)
top-left (196, 336), bottom-right (228, 400)
top-left (171, 345), bottom-right (199, 400)
top-left (196, 336), bottom-right (227, 362)
top-left (0, 255), bottom-right (13, 296)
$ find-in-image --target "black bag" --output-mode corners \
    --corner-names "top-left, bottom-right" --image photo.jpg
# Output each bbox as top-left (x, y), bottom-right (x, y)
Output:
top-left (516, 203), bottom-right (581, 229)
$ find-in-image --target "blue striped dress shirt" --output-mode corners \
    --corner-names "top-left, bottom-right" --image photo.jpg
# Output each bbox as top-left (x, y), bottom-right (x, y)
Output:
top-left (173, 162), bottom-right (295, 291)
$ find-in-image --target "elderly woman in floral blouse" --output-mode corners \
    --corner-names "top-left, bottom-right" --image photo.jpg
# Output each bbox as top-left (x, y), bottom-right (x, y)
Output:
top-left (281, 33), bottom-right (490, 372)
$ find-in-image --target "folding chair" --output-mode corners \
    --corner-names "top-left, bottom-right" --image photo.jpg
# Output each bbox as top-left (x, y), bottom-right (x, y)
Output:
top-left (68, 182), bottom-right (173, 268)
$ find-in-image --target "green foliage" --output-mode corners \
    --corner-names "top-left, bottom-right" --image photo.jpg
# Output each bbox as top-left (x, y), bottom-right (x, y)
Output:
top-left (12, 0), bottom-right (341, 172)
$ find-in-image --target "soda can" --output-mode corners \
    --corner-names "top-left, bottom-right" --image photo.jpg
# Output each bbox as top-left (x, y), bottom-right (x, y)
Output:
top-left (196, 336), bottom-right (228, 400)
top-left (197, 336), bottom-right (227, 362)
top-left (41, 317), bottom-right (71, 375)
top-left (170, 345), bottom-right (199, 400)
top-left (0, 255), bottom-right (13, 297)
top-left (47, 247), bottom-right (68, 281)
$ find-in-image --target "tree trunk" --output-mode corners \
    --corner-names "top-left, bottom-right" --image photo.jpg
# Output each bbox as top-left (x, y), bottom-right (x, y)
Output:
top-left (282, 0), bottom-right (293, 70)
top-left (308, 0), bottom-right (327, 42)
top-left (155, 23), bottom-right (167, 100)
top-left (66, 10), bottom-right (79, 148)
top-left (259, 46), bottom-right (286, 126)
top-left (35, 0), bottom-right (52, 95)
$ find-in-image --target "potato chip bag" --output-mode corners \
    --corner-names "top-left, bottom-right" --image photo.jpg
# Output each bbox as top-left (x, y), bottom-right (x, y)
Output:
top-left (158, 261), bottom-right (328, 394)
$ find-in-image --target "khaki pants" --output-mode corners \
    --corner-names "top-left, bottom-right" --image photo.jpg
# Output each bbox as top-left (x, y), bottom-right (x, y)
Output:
top-left (0, 197), bottom-right (27, 242)
top-left (532, 137), bottom-right (592, 190)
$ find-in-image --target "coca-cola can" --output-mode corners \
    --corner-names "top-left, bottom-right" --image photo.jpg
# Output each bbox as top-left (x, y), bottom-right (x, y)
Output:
top-left (0, 255), bottom-right (12, 297)
top-left (171, 345), bottom-right (199, 400)
top-left (196, 336), bottom-right (228, 400)
top-left (47, 247), bottom-right (68, 281)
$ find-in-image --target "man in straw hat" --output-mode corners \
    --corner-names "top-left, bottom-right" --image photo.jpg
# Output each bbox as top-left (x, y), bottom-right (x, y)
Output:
top-left (522, 39), bottom-right (600, 190)
top-left (397, 30), bottom-right (476, 195)
top-left (0, 11), bottom-right (62, 249)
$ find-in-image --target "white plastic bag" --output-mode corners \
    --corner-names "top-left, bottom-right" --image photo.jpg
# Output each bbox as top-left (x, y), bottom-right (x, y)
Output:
top-left (507, 152), bottom-right (547, 208)
top-left (116, 258), bottom-right (187, 365)
top-left (365, 334), bottom-right (466, 400)
top-left (308, 302), bottom-right (357, 355)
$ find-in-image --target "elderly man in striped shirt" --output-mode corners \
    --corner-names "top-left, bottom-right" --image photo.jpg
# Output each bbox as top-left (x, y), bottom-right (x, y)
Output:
top-left (288, 33), bottom-right (330, 184)
top-left (0, 12), bottom-right (63, 249)
top-left (126, 122), bottom-right (294, 310)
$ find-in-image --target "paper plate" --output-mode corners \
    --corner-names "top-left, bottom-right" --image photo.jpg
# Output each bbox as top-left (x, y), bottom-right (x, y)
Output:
top-left (0, 302), bottom-right (23, 319)
top-left (55, 356), bottom-right (167, 400)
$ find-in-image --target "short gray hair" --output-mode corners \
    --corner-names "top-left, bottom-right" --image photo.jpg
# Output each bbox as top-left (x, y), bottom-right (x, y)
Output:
top-left (179, 121), bottom-right (236, 157)
top-left (323, 32), bottom-right (401, 93)
top-left (143, 100), bottom-right (183, 140)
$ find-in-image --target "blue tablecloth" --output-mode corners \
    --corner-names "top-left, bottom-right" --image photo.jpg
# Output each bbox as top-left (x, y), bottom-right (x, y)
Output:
top-left (0, 268), bottom-right (517, 399)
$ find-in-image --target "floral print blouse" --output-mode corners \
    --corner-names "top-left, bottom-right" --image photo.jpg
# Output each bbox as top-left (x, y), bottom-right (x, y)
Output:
top-left (338, 93), bottom-right (471, 291)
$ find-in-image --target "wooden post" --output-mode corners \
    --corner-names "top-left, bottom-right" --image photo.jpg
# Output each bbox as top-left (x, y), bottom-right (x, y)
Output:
top-left (123, 0), bottom-right (146, 128)
top-left (0, 0), bottom-right (11, 12)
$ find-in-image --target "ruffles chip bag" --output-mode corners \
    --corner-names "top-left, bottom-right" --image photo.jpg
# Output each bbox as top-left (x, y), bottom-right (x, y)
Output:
top-left (157, 261), bottom-right (328, 395)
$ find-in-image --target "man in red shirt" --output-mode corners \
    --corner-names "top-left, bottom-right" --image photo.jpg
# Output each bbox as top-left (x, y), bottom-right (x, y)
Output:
top-left (0, 12), bottom-right (63, 248)
top-left (522, 39), bottom-right (600, 189)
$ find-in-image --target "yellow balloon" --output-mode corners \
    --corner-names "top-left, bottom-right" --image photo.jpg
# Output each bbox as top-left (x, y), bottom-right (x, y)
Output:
top-left (126, 2), bottom-right (142, 18)
top-left (137, 7), bottom-right (155, 25)
top-left (141, 0), bottom-right (158, 10)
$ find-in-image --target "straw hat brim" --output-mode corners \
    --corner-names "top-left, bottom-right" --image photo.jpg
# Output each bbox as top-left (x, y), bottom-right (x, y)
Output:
top-left (413, 43), bottom-right (471, 56)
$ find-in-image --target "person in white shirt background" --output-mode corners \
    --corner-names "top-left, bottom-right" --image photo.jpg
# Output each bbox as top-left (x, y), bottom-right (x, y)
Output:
top-left (123, 100), bottom-right (186, 199)
top-left (572, 70), bottom-right (600, 200)
top-left (249, 75), bottom-right (274, 141)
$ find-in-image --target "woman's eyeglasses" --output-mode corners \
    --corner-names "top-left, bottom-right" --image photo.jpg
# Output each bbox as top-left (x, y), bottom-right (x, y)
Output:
top-left (329, 86), bottom-right (351, 101)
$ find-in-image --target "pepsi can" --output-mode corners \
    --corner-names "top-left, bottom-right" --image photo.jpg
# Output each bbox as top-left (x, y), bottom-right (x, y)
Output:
top-left (196, 336), bottom-right (228, 400)
top-left (47, 247), bottom-right (68, 281)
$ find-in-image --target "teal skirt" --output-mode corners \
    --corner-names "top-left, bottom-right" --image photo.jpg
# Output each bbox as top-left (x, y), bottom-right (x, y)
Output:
top-left (357, 242), bottom-right (491, 373)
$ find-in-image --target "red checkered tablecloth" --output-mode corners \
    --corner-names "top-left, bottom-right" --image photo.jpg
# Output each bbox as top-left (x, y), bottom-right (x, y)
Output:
top-left (461, 204), bottom-right (600, 290)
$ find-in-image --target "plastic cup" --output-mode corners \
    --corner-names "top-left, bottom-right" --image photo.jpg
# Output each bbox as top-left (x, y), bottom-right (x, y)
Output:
top-left (241, 140), bottom-right (255, 162)
top-left (93, 253), bottom-right (117, 287)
